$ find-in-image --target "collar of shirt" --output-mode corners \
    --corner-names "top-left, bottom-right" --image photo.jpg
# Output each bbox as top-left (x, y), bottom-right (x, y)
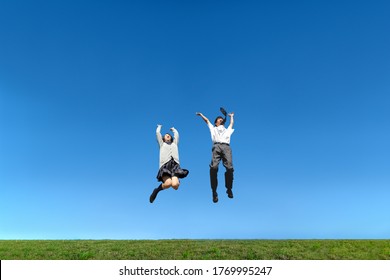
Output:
top-left (215, 125), bottom-right (226, 133)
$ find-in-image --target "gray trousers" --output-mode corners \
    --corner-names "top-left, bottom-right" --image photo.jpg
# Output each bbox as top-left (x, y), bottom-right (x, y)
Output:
top-left (209, 143), bottom-right (234, 193)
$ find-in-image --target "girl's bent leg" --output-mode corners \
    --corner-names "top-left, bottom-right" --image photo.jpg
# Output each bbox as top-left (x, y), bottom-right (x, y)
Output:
top-left (162, 175), bottom-right (172, 189)
top-left (171, 176), bottom-right (180, 190)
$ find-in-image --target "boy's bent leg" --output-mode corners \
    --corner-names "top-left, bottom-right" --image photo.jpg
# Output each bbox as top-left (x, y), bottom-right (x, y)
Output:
top-left (210, 146), bottom-right (222, 203)
top-left (225, 169), bottom-right (234, 198)
top-left (210, 167), bottom-right (219, 203)
top-left (209, 167), bottom-right (218, 192)
top-left (222, 146), bottom-right (234, 198)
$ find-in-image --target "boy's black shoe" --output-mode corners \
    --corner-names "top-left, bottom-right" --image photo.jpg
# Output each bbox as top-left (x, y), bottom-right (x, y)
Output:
top-left (212, 192), bottom-right (218, 203)
top-left (227, 189), bottom-right (233, 199)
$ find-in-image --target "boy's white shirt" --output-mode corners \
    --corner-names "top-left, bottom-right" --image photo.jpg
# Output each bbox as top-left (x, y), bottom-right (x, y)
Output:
top-left (207, 122), bottom-right (234, 144)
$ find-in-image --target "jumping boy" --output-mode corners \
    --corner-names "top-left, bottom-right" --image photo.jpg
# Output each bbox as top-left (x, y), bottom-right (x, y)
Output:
top-left (196, 110), bottom-right (235, 203)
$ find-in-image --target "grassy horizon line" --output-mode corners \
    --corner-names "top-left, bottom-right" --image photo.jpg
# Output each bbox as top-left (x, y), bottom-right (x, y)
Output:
top-left (0, 239), bottom-right (389, 260)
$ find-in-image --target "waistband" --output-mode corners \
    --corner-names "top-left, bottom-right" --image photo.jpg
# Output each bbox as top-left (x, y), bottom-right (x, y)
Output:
top-left (214, 142), bottom-right (230, 146)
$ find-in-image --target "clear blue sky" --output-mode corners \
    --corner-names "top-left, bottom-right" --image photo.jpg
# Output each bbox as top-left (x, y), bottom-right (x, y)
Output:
top-left (1, 0), bottom-right (389, 239)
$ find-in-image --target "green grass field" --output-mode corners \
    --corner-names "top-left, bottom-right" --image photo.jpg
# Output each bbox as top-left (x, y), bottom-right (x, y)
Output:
top-left (0, 240), bottom-right (389, 260)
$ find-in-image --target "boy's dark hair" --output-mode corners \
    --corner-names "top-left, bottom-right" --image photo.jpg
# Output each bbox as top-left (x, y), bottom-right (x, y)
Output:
top-left (218, 107), bottom-right (228, 125)
top-left (214, 116), bottom-right (225, 125)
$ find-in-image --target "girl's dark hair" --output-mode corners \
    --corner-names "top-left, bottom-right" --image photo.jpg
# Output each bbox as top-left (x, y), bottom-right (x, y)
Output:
top-left (162, 133), bottom-right (173, 142)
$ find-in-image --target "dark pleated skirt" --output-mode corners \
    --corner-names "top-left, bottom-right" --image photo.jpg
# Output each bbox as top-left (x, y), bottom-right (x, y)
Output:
top-left (156, 159), bottom-right (189, 182)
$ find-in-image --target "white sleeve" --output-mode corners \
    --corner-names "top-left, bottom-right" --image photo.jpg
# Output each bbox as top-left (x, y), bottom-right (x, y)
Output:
top-left (156, 125), bottom-right (163, 147)
top-left (172, 128), bottom-right (179, 145)
top-left (227, 127), bottom-right (235, 136)
top-left (207, 123), bottom-right (215, 142)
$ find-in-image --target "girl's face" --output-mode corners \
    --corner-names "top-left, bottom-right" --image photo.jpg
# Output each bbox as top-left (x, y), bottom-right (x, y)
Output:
top-left (163, 134), bottom-right (172, 142)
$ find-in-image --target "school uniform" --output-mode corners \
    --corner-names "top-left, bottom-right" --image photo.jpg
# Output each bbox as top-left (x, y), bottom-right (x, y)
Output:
top-left (207, 123), bottom-right (234, 199)
top-left (156, 125), bottom-right (189, 181)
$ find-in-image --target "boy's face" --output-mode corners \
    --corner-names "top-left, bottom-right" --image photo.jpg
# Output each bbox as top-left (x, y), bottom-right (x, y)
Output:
top-left (215, 117), bottom-right (224, 127)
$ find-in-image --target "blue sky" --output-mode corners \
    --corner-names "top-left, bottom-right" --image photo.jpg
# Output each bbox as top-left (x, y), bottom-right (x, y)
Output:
top-left (1, 0), bottom-right (389, 239)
